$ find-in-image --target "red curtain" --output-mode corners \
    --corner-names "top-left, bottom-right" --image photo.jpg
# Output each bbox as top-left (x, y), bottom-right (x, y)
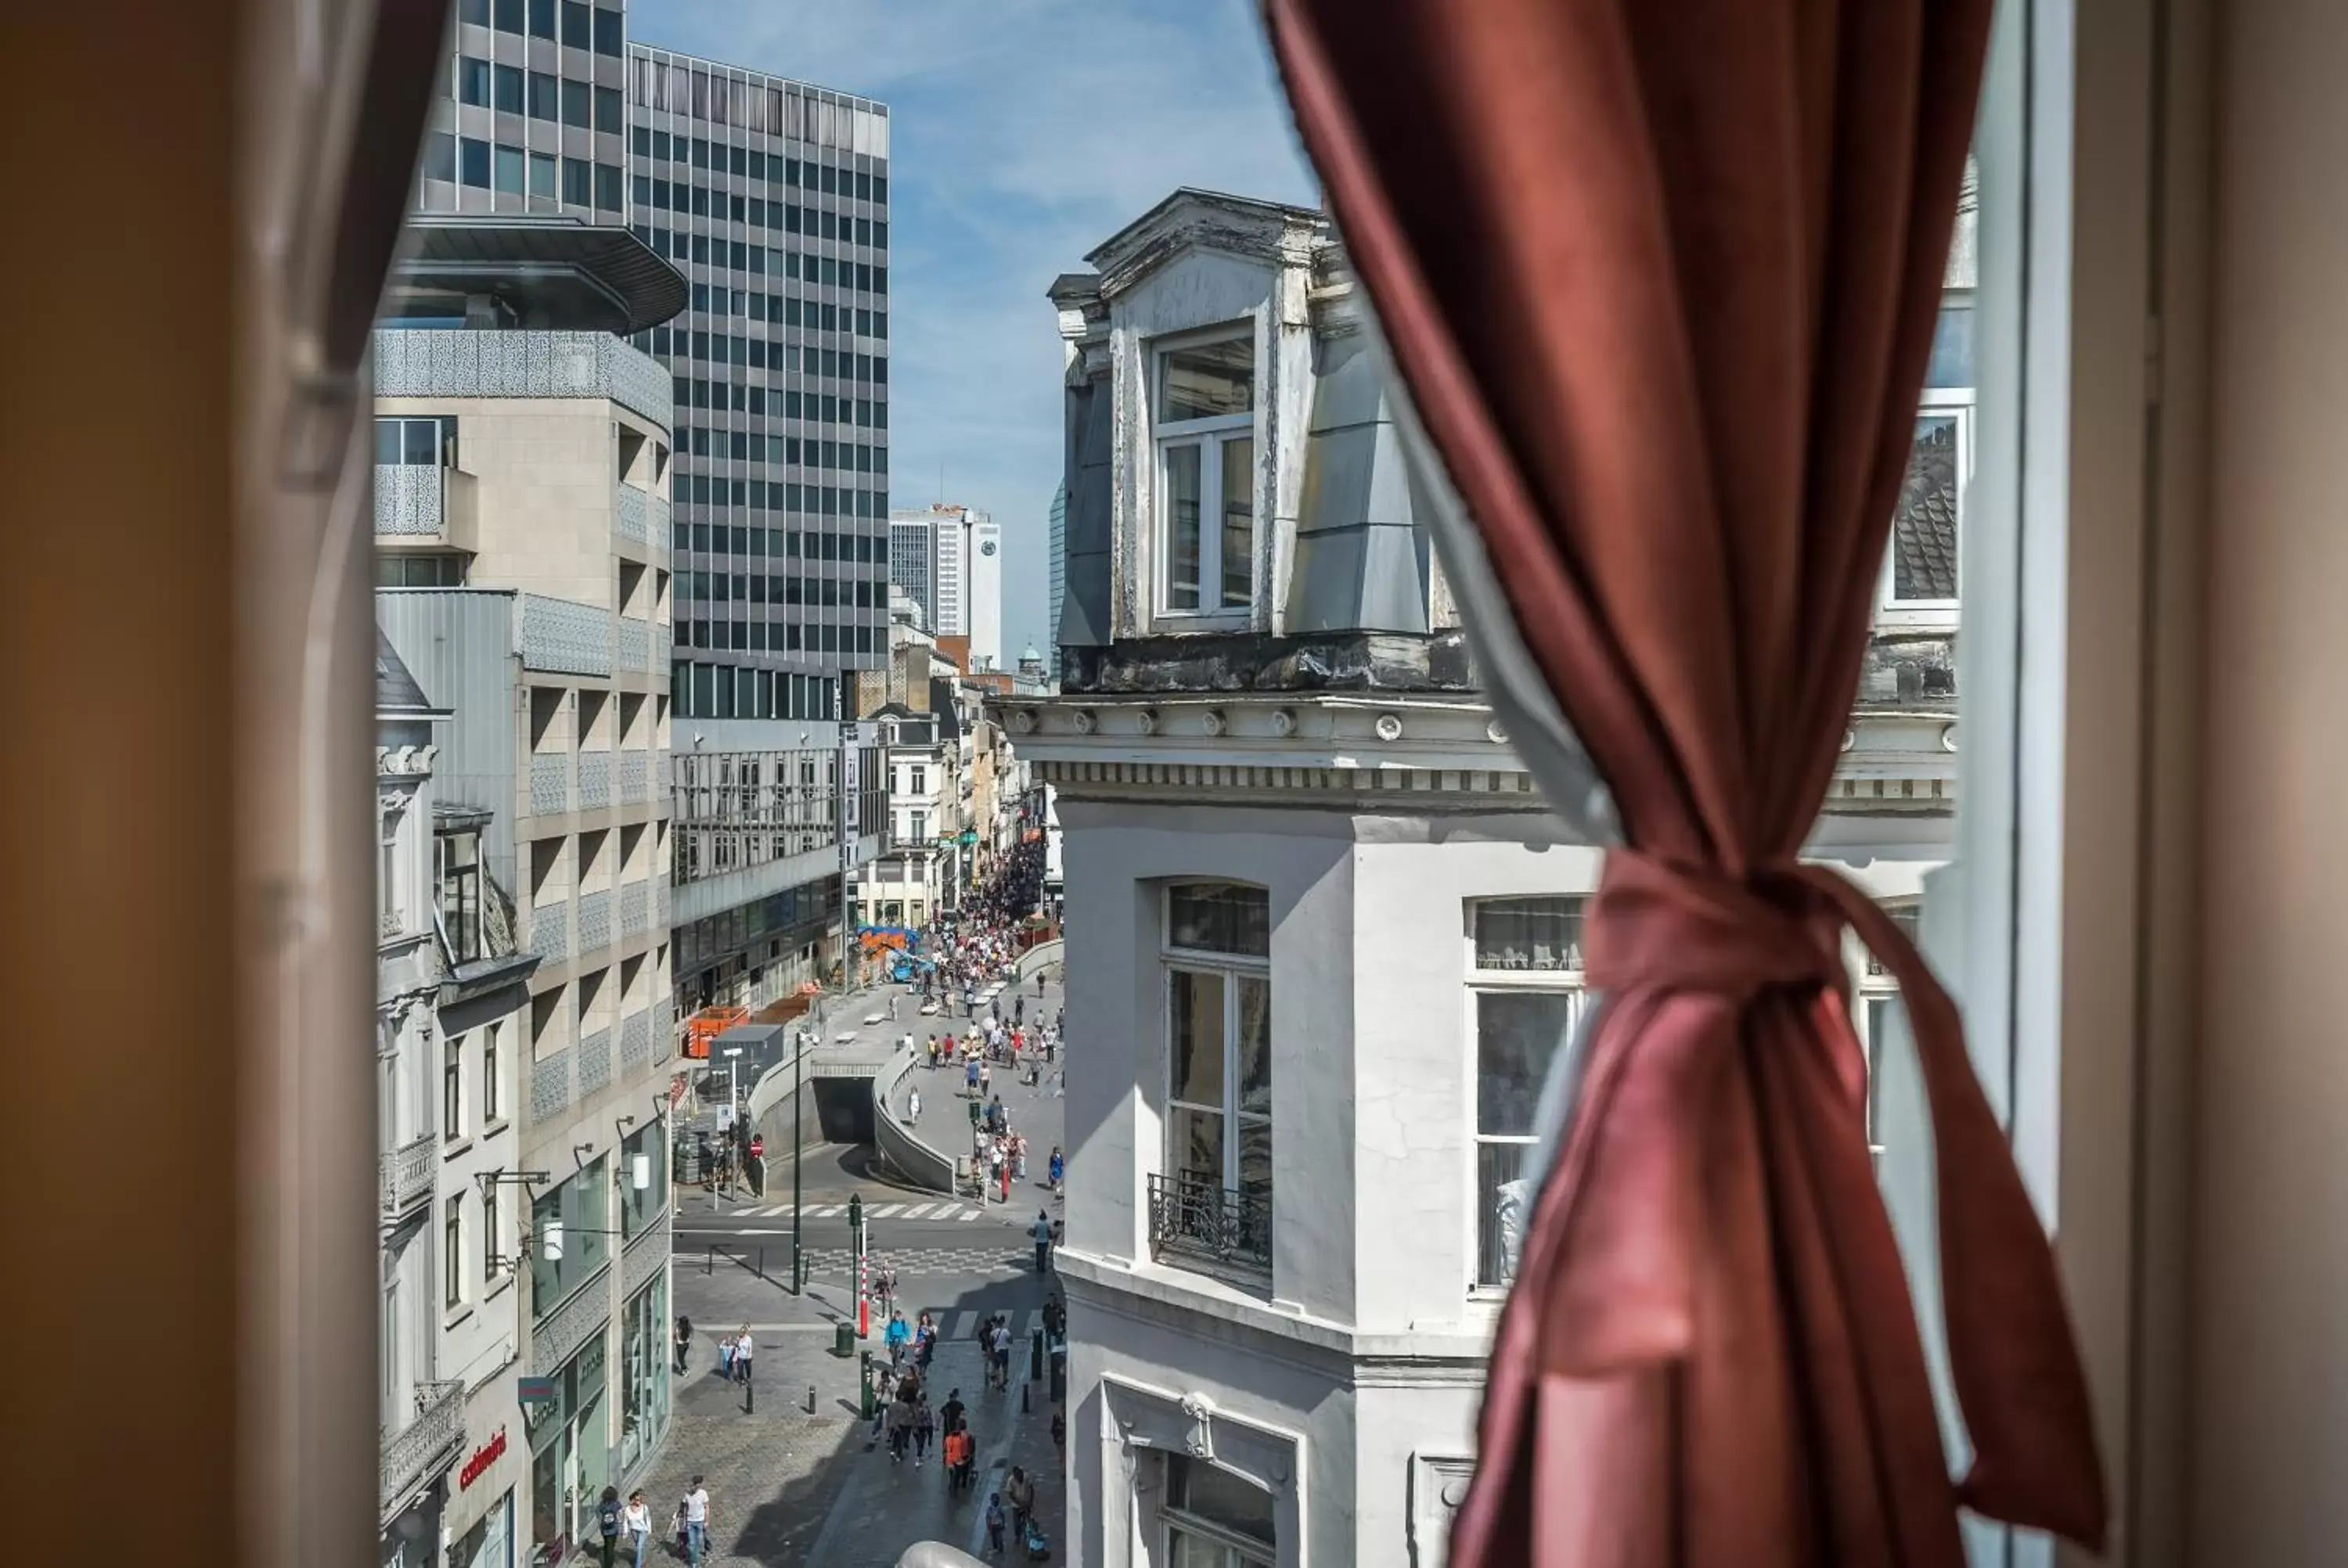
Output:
top-left (1262, 2), bottom-right (2106, 1565)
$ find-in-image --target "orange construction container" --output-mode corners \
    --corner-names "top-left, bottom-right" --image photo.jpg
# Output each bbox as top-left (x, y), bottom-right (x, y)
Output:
top-left (683, 1005), bottom-right (749, 1060)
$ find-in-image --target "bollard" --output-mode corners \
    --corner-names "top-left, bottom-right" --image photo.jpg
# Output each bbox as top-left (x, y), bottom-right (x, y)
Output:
top-left (808, 1383), bottom-right (818, 1415)
top-left (1030, 1326), bottom-right (1046, 1382)
top-left (757, 1246), bottom-right (766, 1282)
top-left (859, 1350), bottom-right (875, 1419)
top-left (705, 1246), bottom-right (714, 1276)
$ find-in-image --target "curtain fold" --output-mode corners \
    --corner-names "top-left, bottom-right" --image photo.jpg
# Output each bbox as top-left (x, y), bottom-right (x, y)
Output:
top-left (1261, 2), bottom-right (2106, 1563)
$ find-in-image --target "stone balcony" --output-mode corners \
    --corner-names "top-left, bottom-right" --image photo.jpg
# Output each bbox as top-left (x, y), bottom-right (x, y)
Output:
top-left (380, 1378), bottom-right (466, 1525)
top-left (379, 1134), bottom-right (435, 1222)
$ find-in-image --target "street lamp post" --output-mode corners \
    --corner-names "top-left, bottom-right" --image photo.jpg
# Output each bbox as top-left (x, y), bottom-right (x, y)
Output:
top-left (791, 1026), bottom-right (805, 1294)
top-left (720, 1046), bottom-right (743, 1210)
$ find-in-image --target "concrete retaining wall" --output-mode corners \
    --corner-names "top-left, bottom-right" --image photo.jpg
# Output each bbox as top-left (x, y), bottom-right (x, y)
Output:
top-left (872, 1044), bottom-right (957, 1193)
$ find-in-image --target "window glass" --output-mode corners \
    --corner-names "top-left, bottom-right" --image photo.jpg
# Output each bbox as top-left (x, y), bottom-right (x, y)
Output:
top-left (561, 77), bottom-right (590, 129)
top-left (528, 69), bottom-right (557, 121)
top-left (459, 56), bottom-right (491, 108)
top-left (459, 137), bottom-right (491, 189)
top-left (1160, 338), bottom-right (1255, 423)
top-left (595, 85), bottom-right (623, 136)
top-left (1167, 882), bottom-right (1269, 956)
top-left (1164, 443), bottom-right (1202, 611)
top-left (1219, 435), bottom-right (1253, 609)
top-left (529, 151), bottom-right (558, 200)
top-left (1472, 896), bottom-right (1586, 972)
top-left (527, 0), bottom-right (555, 39)
top-left (493, 142), bottom-right (525, 196)
top-left (1474, 990), bottom-right (1579, 1289)
top-left (592, 5), bottom-right (622, 56)
top-left (560, 0), bottom-right (589, 49)
top-left (1167, 1455), bottom-right (1277, 1548)
top-left (492, 62), bottom-right (523, 116)
top-left (1169, 969), bottom-right (1226, 1106)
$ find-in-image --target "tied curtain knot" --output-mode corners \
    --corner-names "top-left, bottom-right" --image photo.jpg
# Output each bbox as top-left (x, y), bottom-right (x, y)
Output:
top-left (1584, 850), bottom-right (1852, 1006)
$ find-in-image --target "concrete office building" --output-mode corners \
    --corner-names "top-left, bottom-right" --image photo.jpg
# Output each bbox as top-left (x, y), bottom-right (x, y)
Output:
top-left (420, 0), bottom-right (633, 231)
top-left (374, 175), bottom-right (686, 1559)
top-left (1009, 189), bottom-right (1968, 1568)
top-left (622, 44), bottom-right (891, 1012)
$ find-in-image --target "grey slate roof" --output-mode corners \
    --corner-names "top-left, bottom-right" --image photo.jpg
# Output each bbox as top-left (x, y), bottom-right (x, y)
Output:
top-left (1891, 418), bottom-right (1961, 600)
top-left (375, 628), bottom-right (441, 716)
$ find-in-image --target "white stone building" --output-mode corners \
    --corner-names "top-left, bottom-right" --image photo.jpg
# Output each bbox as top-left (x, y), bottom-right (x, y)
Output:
top-left (1008, 189), bottom-right (1968, 1568)
top-left (376, 633), bottom-right (537, 1568)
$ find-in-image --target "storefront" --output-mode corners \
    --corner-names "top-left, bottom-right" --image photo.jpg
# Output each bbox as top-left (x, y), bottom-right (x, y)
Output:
top-left (617, 1273), bottom-right (672, 1477)
top-left (526, 1329), bottom-right (609, 1565)
top-left (445, 1379), bottom-right (518, 1568)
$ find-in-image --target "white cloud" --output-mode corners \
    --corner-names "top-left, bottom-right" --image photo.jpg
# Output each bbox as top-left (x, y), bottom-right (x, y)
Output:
top-left (629, 0), bottom-right (1320, 658)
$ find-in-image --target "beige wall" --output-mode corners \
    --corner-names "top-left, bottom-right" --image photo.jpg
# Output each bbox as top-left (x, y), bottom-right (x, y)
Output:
top-left (379, 395), bottom-right (642, 609)
top-left (2193, 0), bottom-right (2348, 1555)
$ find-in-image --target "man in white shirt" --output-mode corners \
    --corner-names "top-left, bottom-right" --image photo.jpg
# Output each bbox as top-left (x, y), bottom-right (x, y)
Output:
top-left (733, 1328), bottom-right (754, 1386)
top-left (679, 1477), bottom-right (711, 1566)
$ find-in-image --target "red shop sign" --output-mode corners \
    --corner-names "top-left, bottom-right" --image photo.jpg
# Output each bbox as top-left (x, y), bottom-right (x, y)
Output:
top-left (459, 1426), bottom-right (507, 1491)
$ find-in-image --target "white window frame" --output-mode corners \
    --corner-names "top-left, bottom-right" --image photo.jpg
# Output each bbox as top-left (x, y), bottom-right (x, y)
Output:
top-left (481, 1020), bottom-right (503, 1127)
top-left (1878, 388), bottom-right (1973, 627)
top-left (379, 800), bottom-right (405, 937)
top-left (443, 1194), bottom-right (467, 1311)
top-left (483, 1181), bottom-right (502, 1287)
top-left (1464, 897), bottom-right (1590, 1297)
top-left (1151, 324), bottom-right (1259, 624)
top-left (443, 1033), bottom-right (466, 1148)
top-left (1161, 883), bottom-right (1273, 1202)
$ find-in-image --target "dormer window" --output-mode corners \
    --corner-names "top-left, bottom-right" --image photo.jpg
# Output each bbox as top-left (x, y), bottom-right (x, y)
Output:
top-left (1155, 330), bottom-right (1256, 617)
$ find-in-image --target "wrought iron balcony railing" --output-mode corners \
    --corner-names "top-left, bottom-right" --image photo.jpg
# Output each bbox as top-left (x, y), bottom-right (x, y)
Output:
top-left (1146, 1172), bottom-right (1273, 1276)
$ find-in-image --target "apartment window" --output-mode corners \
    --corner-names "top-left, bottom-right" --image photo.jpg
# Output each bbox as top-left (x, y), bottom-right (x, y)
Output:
top-left (595, 85), bottom-right (622, 138)
top-left (378, 804), bottom-right (405, 935)
top-left (563, 156), bottom-right (592, 207)
top-left (438, 829), bottom-right (481, 962)
top-left (492, 61), bottom-right (523, 116)
top-left (529, 151), bottom-right (557, 201)
top-left (560, 77), bottom-right (589, 129)
top-left (374, 416), bottom-right (458, 466)
top-left (1467, 897), bottom-right (1588, 1291)
top-left (528, 69), bottom-right (557, 121)
top-left (482, 1182), bottom-right (502, 1286)
top-left (1162, 1455), bottom-right (1276, 1568)
top-left (909, 765), bottom-right (927, 796)
top-left (443, 1195), bottom-right (466, 1309)
top-left (444, 1036), bottom-right (466, 1144)
top-left (493, 142), bottom-right (524, 196)
top-left (592, 5), bottom-right (621, 56)
top-left (481, 1021), bottom-right (503, 1125)
top-left (459, 55), bottom-right (491, 107)
top-left (459, 136), bottom-right (491, 189)
top-left (1154, 332), bottom-right (1256, 615)
top-left (560, 0), bottom-right (589, 49)
top-left (527, 0), bottom-right (554, 39)
top-left (1154, 883), bottom-right (1272, 1274)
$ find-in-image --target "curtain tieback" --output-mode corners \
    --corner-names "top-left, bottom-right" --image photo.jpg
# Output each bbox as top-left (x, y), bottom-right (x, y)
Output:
top-left (1509, 846), bottom-right (2107, 1547)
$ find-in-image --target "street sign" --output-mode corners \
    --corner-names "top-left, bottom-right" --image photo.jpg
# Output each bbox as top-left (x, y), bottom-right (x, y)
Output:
top-left (516, 1376), bottom-right (556, 1408)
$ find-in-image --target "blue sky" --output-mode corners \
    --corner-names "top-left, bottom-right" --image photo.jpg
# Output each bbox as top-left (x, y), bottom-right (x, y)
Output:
top-left (630, 0), bottom-right (1320, 661)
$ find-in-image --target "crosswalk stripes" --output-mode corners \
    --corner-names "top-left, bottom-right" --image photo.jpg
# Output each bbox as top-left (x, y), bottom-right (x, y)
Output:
top-left (716, 1199), bottom-right (996, 1221)
top-left (924, 1307), bottom-right (1050, 1343)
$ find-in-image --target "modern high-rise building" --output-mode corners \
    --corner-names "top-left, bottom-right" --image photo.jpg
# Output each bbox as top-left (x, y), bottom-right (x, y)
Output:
top-left (623, 45), bottom-right (891, 717)
top-left (621, 45), bottom-right (892, 1016)
top-left (888, 512), bottom-right (935, 628)
top-left (421, 0), bottom-right (632, 230)
top-left (890, 503), bottom-right (1002, 671)
top-left (1047, 480), bottom-right (1067, 684)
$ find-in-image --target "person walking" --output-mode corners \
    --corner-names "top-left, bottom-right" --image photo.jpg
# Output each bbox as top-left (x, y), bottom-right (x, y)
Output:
top-left (1049, 1145), bottom-right (1064, 1196)
top-left (912, 1389), bottom-right (935, 1468)
top-left (986, 1139), bottom-right (1006, 1205)
top-left (595, 1486), bottom-right (624, 1568)
top-left (870, 1363), bottom-right (897, 1440)
top-left (943, 1423), bottom-right (974, 1492)
top-left (676, 1477), bottom-right (711, 1567)
top-left (1007, 1467), bottom-right (1038, 1541)
top-left (985, 1492), bottom-right (1007, 1555)
top-left (718, 1332), bottom-right (736, 1382)
top-left (939, 1386), bottom-right (965, 1438)
top-left (884, 1307), bottom-right (912, 1365)
top-left (999, 1144), bottom-right (1014, 1205)
top-left (1050, 1410), bottom-right (1065, 1462)
top-left (673, 1314), bottom-right (693, 1376)
top-left (734, 1326), bottom-right (755, 1386)
top-left (886, 1392), bottom-right (913, 1462)
top-left (989, 1316), bottom-right (1014, 1391)
top-left (623, 1491), bottom-right (652, 1568)
top-left (1031, 1208), bottom-right (1054, 1274)
top-left (913, 1310), bottom-right (938, 1370)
